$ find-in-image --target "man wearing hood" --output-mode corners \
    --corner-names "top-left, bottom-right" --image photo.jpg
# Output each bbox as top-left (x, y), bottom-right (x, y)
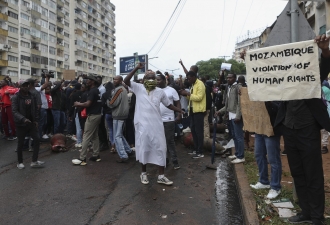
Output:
top-left (12, 80), bottom-right (44, 169)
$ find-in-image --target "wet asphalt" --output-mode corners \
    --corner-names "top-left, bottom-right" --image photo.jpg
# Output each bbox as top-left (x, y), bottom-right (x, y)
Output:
top-left (0, 137), bottom-right (243, 225)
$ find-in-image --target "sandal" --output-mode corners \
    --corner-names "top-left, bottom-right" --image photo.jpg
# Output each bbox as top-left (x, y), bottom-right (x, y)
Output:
top-left (110, 147), bottom-right (116, 154)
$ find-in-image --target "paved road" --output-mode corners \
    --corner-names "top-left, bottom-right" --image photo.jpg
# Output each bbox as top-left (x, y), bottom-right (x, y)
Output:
top-left (0, 138), bottom-right (243, 225)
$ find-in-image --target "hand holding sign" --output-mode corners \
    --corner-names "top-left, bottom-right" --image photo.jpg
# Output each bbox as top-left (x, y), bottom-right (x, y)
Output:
top-left (315, 34), bottom-right (330, 57)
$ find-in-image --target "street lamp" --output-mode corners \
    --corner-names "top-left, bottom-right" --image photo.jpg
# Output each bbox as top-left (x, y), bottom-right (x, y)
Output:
top-left (166, 68), bottom-right (179, 74)
top-left (149, 57), bottom-right (158, 60)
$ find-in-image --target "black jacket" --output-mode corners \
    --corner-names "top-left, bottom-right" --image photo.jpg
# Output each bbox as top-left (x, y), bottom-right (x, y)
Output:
top-left (11, 91), bottom-right (39, 127)
top-left (51, 83), bottom-right (62, 110)
top-left (275, 55), bottom-right (330, 131)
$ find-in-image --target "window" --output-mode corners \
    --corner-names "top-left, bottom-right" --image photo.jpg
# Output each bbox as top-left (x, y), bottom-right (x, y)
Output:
top-left (21, 55), bottom-right (30, 61)
top-left (65, 1), bottom-right (69, 6)
top-left (40, 19), bottom-right (48, 28)
top-left (31, 2), bottom-right (40, 12)
top-left (21, 69), bottom-right (30, 75)
top-left (8, 0), bottom-right (18, 5)
top-left (64, 54), bottom-right (69, 60)
top-left (21, 41), bottom-right (30, 48)
top-left (20, 27), bottom-right (30, 35)
top-left (41, 32), bottom-right (48, 41)
top-left (41, 57), bottom-right (48, 65)
top-left (64, 43), bottom-right (69, 48)
top-left (319, 25), bottom-right (326, 35)
top-left (64, 21), bottom-right (69, 27)
top-left (8, 11), bottom-right (18, 19)
top-left (64, 32), bottom-right (69, 38)
top-left (40, 44), bottom-right (47, 53)
top-left (49, 47), bottom-right (56, 55)
top-left (49, 11), bottom-right (56, 20)
top-left (49, 58), bottom-right (56, 66)
top-left (49, 23), bottom-right (56, 32)
top-left (49, 35), bottom-right (56, 43)
top-left (8, 40), bottom-right (18, 48)
top-left (8, 55), bottom-right (18, 62)
top-left (64, 64), bottom-right (69, 70)
top-left (21, 1), bottom-right (29, 7)
top-left (41, 7), bottom-right (48, 17)
top-left (21, 13), bottom-right (30, 21)
top-left (8, 71), bottom-right (18, 77)
top-left (31, 55), bottom-right (41, 63)
top-left (30, 28), bottom-right (40, 38)
top-left (41, 0), bottom-right (47, 4)
top-left (48, 0), bottom-right (56, 8)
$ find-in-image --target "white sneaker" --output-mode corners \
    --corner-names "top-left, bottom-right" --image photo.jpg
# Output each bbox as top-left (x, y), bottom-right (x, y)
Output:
top-left (42, 134), bottom-right (49, 139)
top-left (157, 176), bottom-right (173, 185)
top-left (231, 158), bottom-right (245, 164)
top-left (250, 182), bottom-right (270, 190)
top-left (267, 189), bottom-right (281, 199)
top-left (17, 163), bottom-right (25, 169)
top-left (228, 155), bottom-right (237, 160)
top-left (75, 143), bottom-right (82, 148)
top-left (71, 135), bottom-right (77, 141)
top-left (140, 174), bottom-right (149, 185)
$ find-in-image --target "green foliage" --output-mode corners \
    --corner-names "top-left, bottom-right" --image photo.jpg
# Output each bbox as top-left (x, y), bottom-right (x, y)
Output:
top-left (195, 58), bottom-right (246, 80)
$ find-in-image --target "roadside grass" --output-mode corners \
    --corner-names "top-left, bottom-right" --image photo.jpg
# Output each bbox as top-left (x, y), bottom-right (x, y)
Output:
top-left (243, 151), bottom-right (330, 224)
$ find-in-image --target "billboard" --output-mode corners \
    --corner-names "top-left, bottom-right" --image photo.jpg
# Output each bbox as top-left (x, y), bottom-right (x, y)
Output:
top-left (119, 55), bottom-right (148, 74)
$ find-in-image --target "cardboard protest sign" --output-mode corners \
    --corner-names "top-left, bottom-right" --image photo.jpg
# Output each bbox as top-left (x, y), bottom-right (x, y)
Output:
top-left (221, 63), bottom-right (232, 71)
top-left (246, 40), bottom-right (321, 101)
top-left (63, 70), bottom-right (76, 80)
top-left (240, 88), bottom-right (274, 137)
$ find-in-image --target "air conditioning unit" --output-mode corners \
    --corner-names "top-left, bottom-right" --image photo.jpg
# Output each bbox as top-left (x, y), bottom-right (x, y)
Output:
top-left (20, 59), bottom-right (24, 63)
top-left (3, 44), bottom-right (8, 48)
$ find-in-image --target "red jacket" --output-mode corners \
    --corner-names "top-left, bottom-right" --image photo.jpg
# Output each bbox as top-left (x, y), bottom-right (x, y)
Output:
top-left (0, 85), bottom-right (19, 108)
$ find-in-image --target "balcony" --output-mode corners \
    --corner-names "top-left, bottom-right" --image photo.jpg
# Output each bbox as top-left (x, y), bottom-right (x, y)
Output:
top-left (57, 11), bottom-right (64, 18)
top-left (31, 48), bottom-right (41, 56)
top-left (57, 43), bottom-right (64, 50)
top-left (31, 10), bottom-right (41, 18)
top-left (0, 28), bottom-right (8, 36)
top-left (57, 21), bottom-right (64, 29)
top-left (57, 0), bottom-right (64, 7)
top-left (56, 32), bottom-right (64, 39)
top-left (0, 13), bottom-right (8, 21)
top-left (30, 21), bottom-right (41, 30)
top-left (0, 59), bottom-right (7, 66)
top-left (56, 67), bottom-right (64, 73)
top-left (31, 62), bottom-right (41, 68)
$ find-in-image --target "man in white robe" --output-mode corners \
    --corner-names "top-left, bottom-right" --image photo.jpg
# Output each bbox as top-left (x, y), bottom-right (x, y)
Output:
top-left (124, 63), bottom-right (183, 185)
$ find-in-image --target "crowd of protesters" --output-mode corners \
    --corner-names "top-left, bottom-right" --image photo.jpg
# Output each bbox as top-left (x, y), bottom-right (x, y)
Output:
top-left (0, 35), bottom-right (329, 225)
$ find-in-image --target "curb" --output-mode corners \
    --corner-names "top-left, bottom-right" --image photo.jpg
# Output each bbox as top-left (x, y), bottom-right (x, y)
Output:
top-left (233, 163), bottom-right (260, 225)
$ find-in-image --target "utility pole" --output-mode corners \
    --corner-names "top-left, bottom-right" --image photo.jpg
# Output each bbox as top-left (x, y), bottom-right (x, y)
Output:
top-left (289, 0), bottom-right (299, 42)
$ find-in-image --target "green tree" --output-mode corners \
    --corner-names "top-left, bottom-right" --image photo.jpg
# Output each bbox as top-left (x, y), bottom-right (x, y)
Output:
top-left (195, 58), bottom-right (246, 80)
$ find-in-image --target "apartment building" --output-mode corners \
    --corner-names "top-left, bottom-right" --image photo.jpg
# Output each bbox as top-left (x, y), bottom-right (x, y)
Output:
top-left (301, 1), bottom-right (330, 37)
top-left (0, 0), bottom-right (116, 82)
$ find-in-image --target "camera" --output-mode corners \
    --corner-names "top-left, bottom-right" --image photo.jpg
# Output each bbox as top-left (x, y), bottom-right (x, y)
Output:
top-left (42, 69), bottom-right (54, 78)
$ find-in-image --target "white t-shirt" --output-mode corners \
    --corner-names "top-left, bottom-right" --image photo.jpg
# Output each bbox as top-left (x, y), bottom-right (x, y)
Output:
top-left (160, 86), bottom-right (179, 122)
top-left (35, 87), bottom-right (48, 109)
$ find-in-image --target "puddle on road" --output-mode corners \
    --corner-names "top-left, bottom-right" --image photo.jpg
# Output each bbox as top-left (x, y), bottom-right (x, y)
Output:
top-left (215, 159), bottom-right (244, 224)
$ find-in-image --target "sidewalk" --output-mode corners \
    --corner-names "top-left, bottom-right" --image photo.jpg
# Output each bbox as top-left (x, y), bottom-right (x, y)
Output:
top-left (234, 135), bottom-right (330, 224)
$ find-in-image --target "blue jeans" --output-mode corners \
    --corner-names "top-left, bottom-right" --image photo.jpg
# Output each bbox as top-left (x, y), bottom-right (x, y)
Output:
top-left (228, 119), bottom-right (244, 159)
top-left (254, 134), bottom-right (282, 191)
top-left (52, 109), bottom-right (66, 134)
top-left (75, 113), bottom-right (82, 144)
top-left (113, 119), bottom-right (132, 159)
top-left (39, 108), bottom-right (47, 138)
top-left (105, 114), bottom-right (114, 144)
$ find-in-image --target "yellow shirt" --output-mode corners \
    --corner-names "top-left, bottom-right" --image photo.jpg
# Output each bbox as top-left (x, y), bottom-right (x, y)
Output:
top-left (187, 79), bottom-right (206, 113)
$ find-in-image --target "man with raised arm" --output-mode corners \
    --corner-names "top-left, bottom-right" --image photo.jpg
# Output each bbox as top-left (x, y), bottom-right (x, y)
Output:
top-left (123, 63), bottom-right (183, 185)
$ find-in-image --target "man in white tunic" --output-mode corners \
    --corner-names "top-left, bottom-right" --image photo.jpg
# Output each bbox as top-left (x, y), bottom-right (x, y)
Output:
top-left (124, 63), bottom-right (183, 185)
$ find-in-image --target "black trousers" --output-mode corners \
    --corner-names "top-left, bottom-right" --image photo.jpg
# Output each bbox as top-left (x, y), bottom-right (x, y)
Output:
top-left (125, 118), bottom-right (135, 146)
top-left (163, 121), bottom-right (178, 163)
top-left (283, 123), bottom-right (324, 223)
top-left (190, 112), bottom-right (204, 154)
top-left (16, 123), bottom-right (40, 164)
top-left (98, 115), bottom-right (108, 145)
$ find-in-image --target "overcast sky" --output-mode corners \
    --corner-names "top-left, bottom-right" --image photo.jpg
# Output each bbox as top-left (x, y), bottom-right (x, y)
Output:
top-left (111, 0), bottom-right (288, 77)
